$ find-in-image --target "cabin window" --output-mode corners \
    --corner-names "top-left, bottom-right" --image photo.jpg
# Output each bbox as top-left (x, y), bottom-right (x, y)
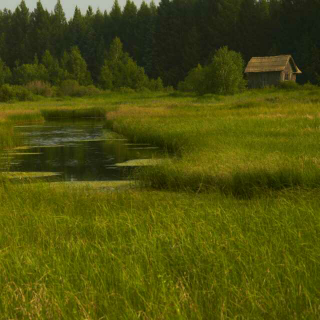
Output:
top-left (285, 73), bottom-right (289, 80)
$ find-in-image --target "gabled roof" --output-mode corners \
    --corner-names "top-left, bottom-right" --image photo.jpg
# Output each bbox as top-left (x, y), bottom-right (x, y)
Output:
top-left (245, 55), bottom-right (302, 74)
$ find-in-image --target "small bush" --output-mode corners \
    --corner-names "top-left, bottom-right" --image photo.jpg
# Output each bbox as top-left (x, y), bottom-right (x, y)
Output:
top-left (84, 85), bottom-right (101, 96)
top-left (0, 84), bottom-right (16, 102)
top-left (303, 82), bottom-right (319, 90)
top-left (136, 87), bottom-right (151, 93)
top-left (147, 77), bottom-right (164, 92)
top-left (278, 81), bottom-right (300, 90)
top-left (14, 86), bottom-right (34, 101)
top-left (58, 80), bottom-right (101, 97)
top-left (0, 84), bottom-right (34, 102)
top-left (58, 80), bottom-right (80, 96)
top-left (116, 87), bottom-right (136, 94)
top-left (25, 81), bottom-right (54, 97)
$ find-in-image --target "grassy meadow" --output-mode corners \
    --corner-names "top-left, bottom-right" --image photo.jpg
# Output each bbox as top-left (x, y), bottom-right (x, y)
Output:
top-left (1, 86), bottom-right (320, 318)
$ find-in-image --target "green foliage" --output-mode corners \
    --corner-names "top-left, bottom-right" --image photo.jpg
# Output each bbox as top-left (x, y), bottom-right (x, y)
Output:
top-left (25, 80), bottom-right (54, 97)
top-left (99, 65), bottom-right (113, 90)
top-left (13, 61), bottom-right (49, 85)
top-left (278, 80), bottom-right (300, 90)
top-left (178, 64), bottom-right (204, 92)
top-left (61, 47), bottom-right (92, 86)
top-left (146, 77), bottom-right (164, 91)
top-left (58, 79), bottom-right (100, 97)
top-left (178, 47), bottom-right (246, 95)
top-left (207, 46), bottom-right (246, 94)
top-left (0, 59), bottom-right (12, 85)
top-left (99, 37), bottom-right (149, 90)
top-left (41, 50), bottom-right (65, 85)
top-left (0, 84), bottom-right (34, 102)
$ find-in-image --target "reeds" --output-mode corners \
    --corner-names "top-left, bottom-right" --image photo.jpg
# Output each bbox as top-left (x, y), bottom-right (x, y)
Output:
top-left (41, 106), bottom-right (108, 119)
top-left (0, 182), bottom-right (320, 318)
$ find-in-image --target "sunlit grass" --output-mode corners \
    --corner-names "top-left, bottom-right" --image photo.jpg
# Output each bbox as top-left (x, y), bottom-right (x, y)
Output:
top-left (106, 87), bottom-right (320, 195)
top-left (1, 87), bottom-right (320, 317)
top-left (0, 182), bottom-right (320, 318)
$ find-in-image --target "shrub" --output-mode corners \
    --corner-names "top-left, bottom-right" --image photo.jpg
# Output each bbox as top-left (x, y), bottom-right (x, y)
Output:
top-left (116, 87), bottom-right (136, 94)
top-left (0, 59), bottom-right (12, 85)
top-left (13, 63), bottom-right (49, 85)
top-left (147, 77), bottom-right (164, 92)
top-left (278, 81), bottom-right (300, 90)
top-left (203, 46), bottom-right (246, 95)
top-left (25, 81), bottom-right (54, 97)
top-left (14, 86), bottom-right (34, 101)
top-left (84, 85), bottom-right (101, 96)
top-left (0, 84), bottom-right (34, 102)
top-left (179, 47), bottom-right (246, 95)
top-left (178, 64), bottom-right (204, 92)
top-left (58, 80), bottom-right (101, 97)
top-left (303, 82), bottom-right (318, 90)
top-left (0, 84), bottom-right (16, 102)
top-left (58, 80), bottom-right (81, 96)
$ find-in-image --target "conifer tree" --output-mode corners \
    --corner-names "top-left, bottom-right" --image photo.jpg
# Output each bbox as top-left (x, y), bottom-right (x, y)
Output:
top-left (7, 0), bottom-right (31, 66)
top-left (62, 46), bottom-right (92, 85)
top-left (51, 0), bottom-right (67, 58)
top-left (30, 1), bottom-right (51, 60)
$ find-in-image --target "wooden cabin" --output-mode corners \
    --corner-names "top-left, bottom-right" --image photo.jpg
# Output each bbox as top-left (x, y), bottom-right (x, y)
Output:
top-left (245, 55), bottom-right (302, 88)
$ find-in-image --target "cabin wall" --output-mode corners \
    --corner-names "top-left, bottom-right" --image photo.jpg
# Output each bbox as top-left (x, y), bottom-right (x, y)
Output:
top-left (247, 72), bottom-right (281, 88)
top-left (282, 62), bottom-right (295, 81)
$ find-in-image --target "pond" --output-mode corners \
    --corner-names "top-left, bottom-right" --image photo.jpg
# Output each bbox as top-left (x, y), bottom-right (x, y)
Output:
top-left (0, 120), bottom-right (162, 182)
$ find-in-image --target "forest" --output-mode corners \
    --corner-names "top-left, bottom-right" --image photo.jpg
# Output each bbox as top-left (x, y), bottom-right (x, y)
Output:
top-left (0, 0), bottom-right (320, 88)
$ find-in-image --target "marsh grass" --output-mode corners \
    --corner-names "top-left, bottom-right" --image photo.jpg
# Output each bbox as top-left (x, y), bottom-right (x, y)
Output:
top-left (41, 106), bottom-right (108, 120)
top-left (106, 87), bottom-right (320, 195)
top-left (1, 88), bottom-right (320, 317)
top-left (0, 122), bottom-right (21, 150)
top-left (1, 182), bottom-right (320, 318)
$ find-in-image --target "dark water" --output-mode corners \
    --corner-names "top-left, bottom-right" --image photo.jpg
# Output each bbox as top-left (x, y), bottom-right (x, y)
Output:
top-left (2, 120), bottom-right (161, 181)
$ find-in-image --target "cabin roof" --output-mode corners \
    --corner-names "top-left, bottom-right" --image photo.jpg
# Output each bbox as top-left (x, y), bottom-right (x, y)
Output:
top-left (245, 55), bottom-right (302, 74)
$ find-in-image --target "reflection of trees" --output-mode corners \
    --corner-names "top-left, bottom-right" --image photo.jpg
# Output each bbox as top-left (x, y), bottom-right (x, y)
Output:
top-left (11, 124), bottom-right (159, 181)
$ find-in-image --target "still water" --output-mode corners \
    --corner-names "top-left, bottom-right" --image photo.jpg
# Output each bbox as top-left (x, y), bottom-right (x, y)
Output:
top-left (2, 120), bottom-right (161, 181)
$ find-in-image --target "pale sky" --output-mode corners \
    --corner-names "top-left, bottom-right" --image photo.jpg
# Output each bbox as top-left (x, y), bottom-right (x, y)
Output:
top-left (0, 0), bottom-right (160, 18)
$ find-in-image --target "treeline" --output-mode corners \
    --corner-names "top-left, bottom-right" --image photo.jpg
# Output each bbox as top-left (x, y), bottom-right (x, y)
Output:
top-left (0, 0), bottom-right (320, 88)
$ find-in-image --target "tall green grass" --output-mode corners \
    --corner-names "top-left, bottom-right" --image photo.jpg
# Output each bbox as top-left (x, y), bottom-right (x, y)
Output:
top-left (0, 182), bottom-right (320, 318)
top-left (1, 87), bottom-right (320, 317)
top-left (106, 87), bottom-right (320, 195)
top-left (0, 122), bottom-right (21, 150)
top-left (41, 106), bottom-right (109, 120)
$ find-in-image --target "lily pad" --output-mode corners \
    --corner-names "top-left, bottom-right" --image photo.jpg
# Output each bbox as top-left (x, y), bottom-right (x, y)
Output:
top-left (113, 159), bottom-right (164, 167)
top-left (127, 147), bottom-right (159, 150)
top-left (49, 180), bottom-right (137, 191)
top-left (1, 172), bottom-right (62, 179)
top-left (7, 152), bottom-right (42, 156)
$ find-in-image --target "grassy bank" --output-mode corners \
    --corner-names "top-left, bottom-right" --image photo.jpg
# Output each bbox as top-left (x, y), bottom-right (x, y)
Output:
top-left (1, 87), bottom-right (320, 318)
top-left (107, 86), bottom-right (320, 196)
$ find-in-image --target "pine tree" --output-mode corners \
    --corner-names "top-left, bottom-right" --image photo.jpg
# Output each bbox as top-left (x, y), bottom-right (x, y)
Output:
top-left (0, 58), bottom-right (12, 85)
top-left (109, 0), bottom-right (122, 39)
top-left (42, 50), bottom-right (65, 85)
top-left (51, 0), bottom-right (67, 58)
top-left (62, 46), bottom-right (92, 85)
top-left (30, 1), bottom-right (51, 60)
top-left (121, 0), bottom-right (138, 59)
top-left (7, 0), bottom-right (31, 66)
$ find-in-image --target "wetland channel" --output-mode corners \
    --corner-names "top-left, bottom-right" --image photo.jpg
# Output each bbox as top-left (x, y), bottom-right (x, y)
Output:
top-left (1, 120), bottom-right (162, 183)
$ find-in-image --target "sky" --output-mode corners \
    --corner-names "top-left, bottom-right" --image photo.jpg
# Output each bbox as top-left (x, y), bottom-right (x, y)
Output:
top-left (0, 0), bottom-right (160, 18)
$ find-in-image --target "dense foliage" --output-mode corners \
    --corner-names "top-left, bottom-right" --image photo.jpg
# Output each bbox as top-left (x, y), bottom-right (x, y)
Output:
top-left (179, 47), bottom-right (247, 94)
top-left (0, 0), bottom-right (319, 88)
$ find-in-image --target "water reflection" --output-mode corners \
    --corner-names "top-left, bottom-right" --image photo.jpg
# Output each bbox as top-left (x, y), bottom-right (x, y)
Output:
top-left (3, 120), bottom-right (161, 181)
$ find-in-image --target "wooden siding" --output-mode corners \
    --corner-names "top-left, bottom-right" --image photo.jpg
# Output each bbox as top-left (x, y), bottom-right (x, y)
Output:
top-left (247, 72), bottom-right (281, 88)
